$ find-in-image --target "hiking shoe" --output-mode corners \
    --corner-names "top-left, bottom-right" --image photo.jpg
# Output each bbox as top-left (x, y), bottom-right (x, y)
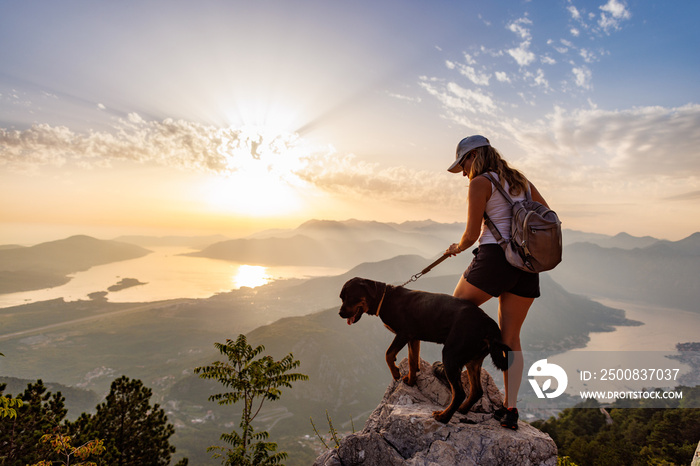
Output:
top-left (493, 405), bottom-right (508, 422)
top-left (432, 361), bottom-right (449, 386)
top-left (500, 407), bottom-right (519, 430)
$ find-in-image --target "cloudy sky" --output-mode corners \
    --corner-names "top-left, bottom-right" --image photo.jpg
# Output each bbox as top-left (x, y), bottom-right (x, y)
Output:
top-left (1, 0), bottom-right (698, 244)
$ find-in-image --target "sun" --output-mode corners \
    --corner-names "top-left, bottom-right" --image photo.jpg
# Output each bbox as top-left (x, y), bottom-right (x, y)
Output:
top-left (198, 124), bottom-right (316, 217)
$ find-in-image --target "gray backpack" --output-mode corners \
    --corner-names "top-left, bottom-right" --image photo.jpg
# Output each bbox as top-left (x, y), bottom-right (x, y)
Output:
top-left (483, 173), bottom-right (562, 273)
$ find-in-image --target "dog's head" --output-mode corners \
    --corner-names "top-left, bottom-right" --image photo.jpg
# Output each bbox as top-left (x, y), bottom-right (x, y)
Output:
top-left (339, 277), bottom-right (384, 325)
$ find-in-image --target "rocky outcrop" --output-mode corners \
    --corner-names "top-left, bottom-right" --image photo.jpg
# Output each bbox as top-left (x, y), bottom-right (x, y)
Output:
top-left (691, 440), bottom-right (700, 466)
top-left (314, 358), bottom-right (557, 466)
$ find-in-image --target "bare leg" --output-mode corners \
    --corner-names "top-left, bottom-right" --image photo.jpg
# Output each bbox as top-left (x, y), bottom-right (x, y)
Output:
top-left (498, 292), bottom-right (534, 409)
top-left (453, 276), bottom-right (492, 306)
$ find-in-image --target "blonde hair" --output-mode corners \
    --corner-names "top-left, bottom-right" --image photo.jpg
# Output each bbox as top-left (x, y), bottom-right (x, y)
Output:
top-left (468, 145), bottom-right (528, 196)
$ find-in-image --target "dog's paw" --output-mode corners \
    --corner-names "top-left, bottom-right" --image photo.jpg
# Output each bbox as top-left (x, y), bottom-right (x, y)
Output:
top-left (402, 374), bottom-right (416, 386)
top-left (432, 410), bottom-right (452, 424)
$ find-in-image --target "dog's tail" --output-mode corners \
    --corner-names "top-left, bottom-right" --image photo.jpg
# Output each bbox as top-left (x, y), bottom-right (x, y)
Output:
top-left (488, 338), bottom-right (513, 372)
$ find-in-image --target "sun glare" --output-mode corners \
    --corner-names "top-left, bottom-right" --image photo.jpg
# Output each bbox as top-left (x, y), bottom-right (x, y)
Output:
top-left (203, 171), bottom-right (303, 217)
top-left (201, 123), bottom-right (315, 217)
top-left (232, 265), bottom-right (270, 289)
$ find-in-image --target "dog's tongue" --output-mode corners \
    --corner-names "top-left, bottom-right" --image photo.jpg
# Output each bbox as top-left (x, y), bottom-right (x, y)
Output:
top-left (346, 317), bottom-right (353, 325)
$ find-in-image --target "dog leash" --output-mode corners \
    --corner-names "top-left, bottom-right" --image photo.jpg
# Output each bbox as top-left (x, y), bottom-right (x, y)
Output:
top-left (399, 252), bottom-right (452, 287)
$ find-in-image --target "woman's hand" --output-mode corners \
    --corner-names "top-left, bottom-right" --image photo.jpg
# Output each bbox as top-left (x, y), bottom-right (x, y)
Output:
top-left (446, 243), bottom-right (463, 256)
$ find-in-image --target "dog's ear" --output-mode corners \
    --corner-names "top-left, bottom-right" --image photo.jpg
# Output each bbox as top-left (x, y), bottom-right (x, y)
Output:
top-left (341, 277), bottom-right (365, 301)
top-left (357, 278), bottom-right (379, 301)
top-left (342, 277), bottom-right (381, 301)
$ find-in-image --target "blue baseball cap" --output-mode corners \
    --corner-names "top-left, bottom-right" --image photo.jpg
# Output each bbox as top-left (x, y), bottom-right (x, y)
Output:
top-left (447, 135), bottom-right (490, 173)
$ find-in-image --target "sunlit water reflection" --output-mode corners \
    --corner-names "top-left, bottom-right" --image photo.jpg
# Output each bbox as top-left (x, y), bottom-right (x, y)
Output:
top-left (232, 265), bottom-right (271, 289)
top-left (0, 247), bottom-right (344, 308)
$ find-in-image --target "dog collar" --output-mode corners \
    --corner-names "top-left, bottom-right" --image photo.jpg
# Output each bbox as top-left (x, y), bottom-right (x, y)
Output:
top-left (374, 285), bottom-right (387, 317)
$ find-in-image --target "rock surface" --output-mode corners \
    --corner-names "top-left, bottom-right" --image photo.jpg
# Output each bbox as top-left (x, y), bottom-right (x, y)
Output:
top-left (314, 358), bottom-right (557, 466)
top-left (691, 440), bottom-right (700, 466)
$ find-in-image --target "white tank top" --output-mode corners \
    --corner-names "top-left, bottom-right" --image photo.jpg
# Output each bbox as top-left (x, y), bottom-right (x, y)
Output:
top-left (478, 172), bottom-right (529, 245)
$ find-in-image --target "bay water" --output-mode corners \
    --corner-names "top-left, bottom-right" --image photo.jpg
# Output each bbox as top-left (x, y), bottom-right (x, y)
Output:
top-left (0, 246), bottom-right (344, 308)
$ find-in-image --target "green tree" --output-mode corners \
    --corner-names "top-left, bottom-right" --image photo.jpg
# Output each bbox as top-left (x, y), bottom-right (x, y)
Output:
top-left (69, 376), bottom-right (177, 466)
top-left (0, 380), bottom-right (67, 466)
top-left (194, 334), bottom-right (309, 466)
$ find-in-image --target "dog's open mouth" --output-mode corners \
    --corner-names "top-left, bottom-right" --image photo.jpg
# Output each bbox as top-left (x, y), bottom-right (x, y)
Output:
top-left (341, 301), bottom-right (368, 325)
top-left (347, 309), bottom-right (363, 325)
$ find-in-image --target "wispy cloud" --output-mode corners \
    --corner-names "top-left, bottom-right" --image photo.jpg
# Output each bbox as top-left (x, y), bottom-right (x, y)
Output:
top-left (295, 153), bottom-right (457, 206)
top-left (663, 190), bottom-right (700, 201)
top-left (446, 61), bottom-right (491, 86)
top-left (572, 66), bottom-right (593, 89)
top-left (507, 17), bottom-right (533, 41)
top-left (0, 114), bottom-right (466, 209)
top-left (508, 41), bottom-right (536, 67)
top-left (567, 5), bottom-right (582, 21)
top-left (505, 16), bottom-right (538, 68)
top-left (299, 103), bottom-right (700, 208)
top-left (598, 0), bottom-right (631, 33)
top-left (513, 103), bottom-right (700, 185)
top-left (566, 0), bottom-right (631, 35)
top-left (388, 92), bottom-right (422, 103)
top-left (495, 71), bottom-right (511, 83)
top-left (427, 1), bottom-right (636, 118)
top-left (302, 103), bottom-right (700, 207)
top-left (419, 78), bottom-right (497, 116)
top-left (0, 114), bottom-right (320, 178)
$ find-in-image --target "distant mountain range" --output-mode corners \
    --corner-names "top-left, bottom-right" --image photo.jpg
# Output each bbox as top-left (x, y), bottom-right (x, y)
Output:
top-left (184, 219), bottom-right (464, 267)
top-left (247, 219), bottom-right (665, 250)
top-left (549, 232), bottom-right (700, 312)
top-left (113, 234), bottom-right (230, 249)
top-left (182, 219), bottom-right (669, 268)
top-left (183, 234), bottom-right (428, 268)
top-left (0, 235), bottom-right (150, 294)
top-left (182, 219), bottom-right (699, 313)
top-left (562, 230), bottom-right (660, 249)
top-left (3, 219), bottom-right (697, 311)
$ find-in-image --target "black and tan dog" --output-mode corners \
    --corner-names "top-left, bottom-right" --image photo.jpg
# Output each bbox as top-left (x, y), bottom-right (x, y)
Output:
top-left (339, 277), bottom-right (511, 424)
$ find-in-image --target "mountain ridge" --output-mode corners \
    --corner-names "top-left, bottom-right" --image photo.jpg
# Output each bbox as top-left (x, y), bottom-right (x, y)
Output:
top-left (549, 234), bottom-right (700, 312)
top-left (0, 235), bottom-right (150, 294)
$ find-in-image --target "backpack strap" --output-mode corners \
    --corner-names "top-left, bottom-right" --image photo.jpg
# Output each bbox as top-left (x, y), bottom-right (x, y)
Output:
top-left (480, 173), bottom-right (532, 246)
top-left (483, 172), bottom-right (532, 204)
top-left (481, 173), bottom-right (509, 246)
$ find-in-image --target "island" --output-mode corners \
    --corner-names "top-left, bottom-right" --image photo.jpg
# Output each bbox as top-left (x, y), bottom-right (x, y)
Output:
top-left (107, 278), bottom-right (147, 292)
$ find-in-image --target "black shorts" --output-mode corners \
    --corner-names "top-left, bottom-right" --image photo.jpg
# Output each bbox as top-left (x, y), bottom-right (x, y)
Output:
top-left (463, 244), bottom-right (540, 298)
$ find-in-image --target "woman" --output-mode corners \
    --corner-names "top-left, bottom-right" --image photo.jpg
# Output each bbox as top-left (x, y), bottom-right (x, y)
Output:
top-left (445, 135), bottom-right (550, 430)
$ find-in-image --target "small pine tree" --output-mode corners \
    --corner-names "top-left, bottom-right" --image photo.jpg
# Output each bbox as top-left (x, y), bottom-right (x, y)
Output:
top-left (0, 380), bottom-right (68, 465)
top-left (69, 376), bottom-right (177, 466)
top-left (195, 334), bottom-right (309, 466)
